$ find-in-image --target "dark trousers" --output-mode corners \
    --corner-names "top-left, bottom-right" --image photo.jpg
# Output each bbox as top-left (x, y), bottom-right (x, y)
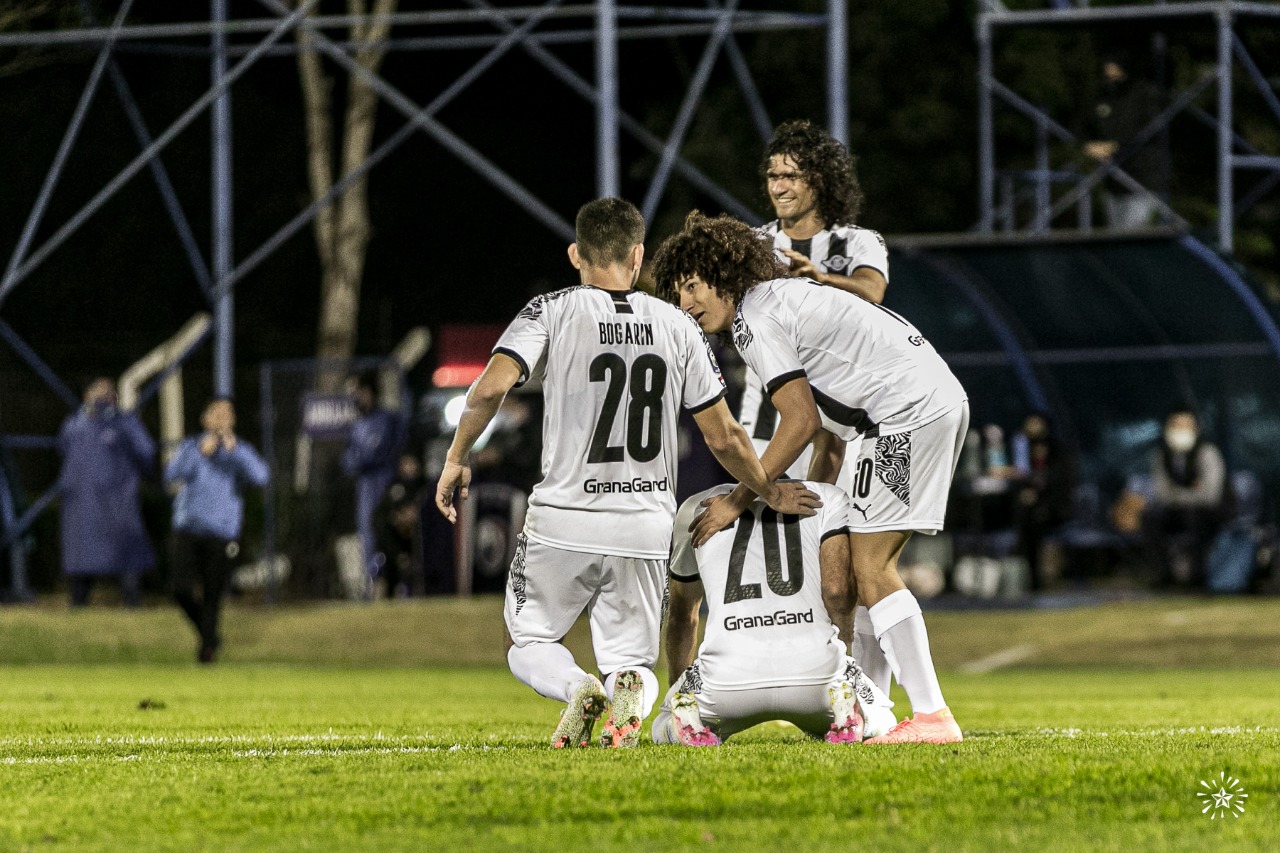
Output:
top-left (69, 571), bottom-right (142, 607)
top-left (170, 530), bottom-right (234, 651)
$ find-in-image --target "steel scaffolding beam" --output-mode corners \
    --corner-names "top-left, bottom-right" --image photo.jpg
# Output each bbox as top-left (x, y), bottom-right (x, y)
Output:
top-left (0, 2), bottom-right (846, 593)
top-left (976, 0), bottom-right (1280, 253)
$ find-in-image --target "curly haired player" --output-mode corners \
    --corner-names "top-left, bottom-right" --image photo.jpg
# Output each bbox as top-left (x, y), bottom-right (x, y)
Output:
top-left (654, 211), bottom-right (967, 744)
top-left (741, 126), bottom-right (894, 683)
top-left (436, 199), bottom-right (819, 749)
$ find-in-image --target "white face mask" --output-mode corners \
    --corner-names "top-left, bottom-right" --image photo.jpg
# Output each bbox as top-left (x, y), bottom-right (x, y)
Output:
top-left (1165, 428), bottom-right (1197, 453)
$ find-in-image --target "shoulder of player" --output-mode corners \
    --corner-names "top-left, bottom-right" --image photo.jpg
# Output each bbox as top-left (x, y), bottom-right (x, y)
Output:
top-left (830, 222), bottom-right (887, 248)
top-left (753, 220), bottom-right (781, 239)
top-left (516, 284), bottom-right (595, 320)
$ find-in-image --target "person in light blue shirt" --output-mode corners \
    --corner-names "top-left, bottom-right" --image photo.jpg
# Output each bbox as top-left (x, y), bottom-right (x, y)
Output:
top-left (165, 397), bottom-right (269, 663)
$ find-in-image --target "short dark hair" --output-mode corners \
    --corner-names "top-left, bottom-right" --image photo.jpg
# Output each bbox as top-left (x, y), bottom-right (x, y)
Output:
top-left (652, 211), bottom-right (787, 305)
top-left (353, 371), bottom-right (379, 393)
top-left (574, 197), bottom-right (645, 267)
top-left (761, 119), bottom-right (864, 227)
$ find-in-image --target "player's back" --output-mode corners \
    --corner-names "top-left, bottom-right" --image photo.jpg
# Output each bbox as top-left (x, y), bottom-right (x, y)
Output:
top-left (496, 285), bottom-right (725, 560)
top-left (738, 278), bottom-right (965, 440)
top-left (670, 482), bottom-right (850, 690)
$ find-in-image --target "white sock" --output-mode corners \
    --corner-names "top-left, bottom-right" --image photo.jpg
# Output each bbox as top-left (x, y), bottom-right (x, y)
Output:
top-left (868, 590), bottom-right (947, 715)
top-left (507, 642), bottom-right (590, 703)
top-left (604, 667), bottom-right (660, 720)
top-left (852, 605), bottom-right (892, 695)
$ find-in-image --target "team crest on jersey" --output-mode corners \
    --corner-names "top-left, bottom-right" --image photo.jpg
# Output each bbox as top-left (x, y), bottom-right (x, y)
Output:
top-left (732, 308), bottom-right (753, 351)
top-left (825, 254), bottom-right (850, 272)
top-left (517, 285), bottom-right (589, 321)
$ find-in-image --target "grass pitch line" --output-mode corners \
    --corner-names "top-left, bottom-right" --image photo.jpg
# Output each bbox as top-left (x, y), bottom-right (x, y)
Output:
top-left (958, 643), bottom-right (1038, 673)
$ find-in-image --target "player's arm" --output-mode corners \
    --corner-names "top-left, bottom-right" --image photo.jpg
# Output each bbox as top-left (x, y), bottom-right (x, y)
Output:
top-left (434, 353), bottom-right (522, 523)
top-left (807, 427), bottom-right (846, 485)
top-left (781, 251), bottom-right (887, 303)
top-left (690, 398), bottom-right (821, 545)
top-left (820, 531), bottom-right (854, 648)
top-left (665, 576), bottom-right (705, 685)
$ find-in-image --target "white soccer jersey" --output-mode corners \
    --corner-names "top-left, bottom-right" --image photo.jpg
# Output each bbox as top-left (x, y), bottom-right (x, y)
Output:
top-left (495, 285), bottom-right (726, 559)
top-left (741, 223), bottom-right (889, 475)
top-left (669, 483), bottom-right (850, 690)
top-left (753, 220), bottom-right (889, 283)
top-left (733, 278), bottom-right (967, 442)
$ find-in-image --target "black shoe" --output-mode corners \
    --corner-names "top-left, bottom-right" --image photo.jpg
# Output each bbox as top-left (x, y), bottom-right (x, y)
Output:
top-left (198, 644), bottom-right (217, 664)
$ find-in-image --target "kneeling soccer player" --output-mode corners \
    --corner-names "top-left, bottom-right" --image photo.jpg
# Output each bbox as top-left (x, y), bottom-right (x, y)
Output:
top-left (653, 483), bottom-right (896, 746)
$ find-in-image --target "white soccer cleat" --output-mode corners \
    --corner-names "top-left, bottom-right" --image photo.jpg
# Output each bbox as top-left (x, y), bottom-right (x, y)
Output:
top-left (825, 680), bottom-right (863, 744)
top-left (668, 692), bottom-right (721, 747)
top-left (551, 674), bottom-right (608, 749)
top-left (600, 670), bottom-right (646, 748)
top-left (850, 662), bottom-right (897, 740)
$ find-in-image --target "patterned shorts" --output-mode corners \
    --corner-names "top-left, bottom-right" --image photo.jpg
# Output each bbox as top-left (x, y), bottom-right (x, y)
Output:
top-left (843, 402), bottom-right (969, 534)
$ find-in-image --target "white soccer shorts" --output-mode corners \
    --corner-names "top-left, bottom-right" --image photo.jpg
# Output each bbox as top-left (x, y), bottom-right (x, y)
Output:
top-left (503, 533), bottom-right (666, 675)
top-left (844, 401), bottom-right (969, 534)
top-left (651, 661), bottom-right (839, 742)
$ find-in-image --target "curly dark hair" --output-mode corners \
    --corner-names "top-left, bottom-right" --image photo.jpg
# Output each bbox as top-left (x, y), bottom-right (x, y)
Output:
top-left (760, 119), bottom-right (863, 227)
top-left (652, 211), bottom-right (787, 305)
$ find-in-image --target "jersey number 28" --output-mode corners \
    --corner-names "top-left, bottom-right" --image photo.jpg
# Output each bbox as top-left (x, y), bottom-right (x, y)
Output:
top-left (587, 353), bottom-right (667, 463)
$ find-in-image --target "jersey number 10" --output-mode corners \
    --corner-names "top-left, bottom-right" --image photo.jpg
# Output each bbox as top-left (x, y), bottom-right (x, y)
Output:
top-left (587, 353), bottom-right (668, 463)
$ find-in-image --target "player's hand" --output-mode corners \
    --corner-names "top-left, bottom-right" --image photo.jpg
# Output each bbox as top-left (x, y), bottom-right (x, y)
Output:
top-left (689, 493), bottom-right (747, 548)
top-left (435, 460), bottom-right (471, 524)
top-left (761, 481), bottom-right (822, 517)
top-left (221, 431), bottom-right (238, 452)
top-left (781, 249), bottom-right (823, 284)
top-left (199, 433), bottom-right (219, 456)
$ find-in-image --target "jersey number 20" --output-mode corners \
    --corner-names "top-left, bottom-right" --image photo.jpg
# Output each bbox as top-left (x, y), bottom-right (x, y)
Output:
top-left (724, 508), bottom-right (804, 603)
top-left (587, 353), bottom-right (667, 463)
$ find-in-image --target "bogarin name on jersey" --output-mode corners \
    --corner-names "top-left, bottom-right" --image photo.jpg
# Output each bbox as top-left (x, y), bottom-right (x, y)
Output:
top-left (598, 321), bottom-right (654, 346)
top-left (583, 476), bottom-right (670, 494)
top-left (723, 608), bottom-right (814, 630)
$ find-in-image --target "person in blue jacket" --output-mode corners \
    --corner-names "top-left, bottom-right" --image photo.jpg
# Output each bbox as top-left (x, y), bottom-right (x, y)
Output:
top-left (342, 372), bottom-right (407, 592)
top-left (57, 377), bottom-right (156, 607)
top-left (165, 397), bottom-right (269, 662)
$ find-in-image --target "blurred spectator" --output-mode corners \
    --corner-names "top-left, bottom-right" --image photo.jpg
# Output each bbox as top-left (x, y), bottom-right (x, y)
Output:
top-left (1083, 57), bottom-right (1165, 229)
top-left (375, 452), bottom-right (427, 598)
top-left (166, 398), bottom-right (269, 663)
top-left (342, 372), bottom-right (407, 592)
top-left (470, 393), bottom-right (540, 492)
top-left (1008, 413), bottom-right (1075, 590)
top-left (1142, 408), bottom-right (1226, 587)
top-left (57, 377), bottom-right (155, 607)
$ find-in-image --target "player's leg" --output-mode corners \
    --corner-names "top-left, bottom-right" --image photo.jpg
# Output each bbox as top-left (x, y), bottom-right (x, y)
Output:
top-left (651, 663), bottom-right (720, 747)
top-left (502, 534), bottom-right (606, 747)
top-left (591, 555), bottom-right (665, 747)
top-left (857, 406), bottom-right (968, 744)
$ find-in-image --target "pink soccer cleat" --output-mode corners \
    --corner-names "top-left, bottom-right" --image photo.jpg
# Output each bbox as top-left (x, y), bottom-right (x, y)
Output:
top-left (825, 680), bottom-right (864, 744)
top-left (863, 706), bottom-right (963, 744)
top-left (668, 692), bottom-right (721, 747)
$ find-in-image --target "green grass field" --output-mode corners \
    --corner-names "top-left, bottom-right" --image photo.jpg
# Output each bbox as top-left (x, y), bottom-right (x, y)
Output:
top-left (1, 596), bottom-right (1277, 851)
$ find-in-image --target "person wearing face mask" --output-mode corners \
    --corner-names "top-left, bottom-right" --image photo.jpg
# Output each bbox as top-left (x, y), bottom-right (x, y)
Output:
top-left (56, 377), bottom-right (156, 607)
top-left (1009, 413), bottom-right (1076, 591)
top-left (1144, 408), bottom-right (1226, 587)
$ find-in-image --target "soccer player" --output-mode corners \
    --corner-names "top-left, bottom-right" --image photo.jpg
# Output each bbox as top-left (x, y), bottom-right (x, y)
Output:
top-left (653, 483), bottom-right (897, 746)
top-left (746, 118), bottom-right (896, 701)
top-left (435, 198), bottom-right (819, 749)
top-left (653, 211), bottom-right (968, 744)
